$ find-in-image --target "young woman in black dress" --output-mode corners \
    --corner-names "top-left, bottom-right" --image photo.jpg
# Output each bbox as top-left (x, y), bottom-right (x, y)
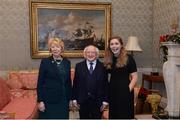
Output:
top-left (104, 36), bottom-right (138, 119)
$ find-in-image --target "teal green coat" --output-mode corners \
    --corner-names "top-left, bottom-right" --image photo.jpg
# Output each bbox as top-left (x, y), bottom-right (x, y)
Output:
top-left (37, 56), bottom-right (72, 119)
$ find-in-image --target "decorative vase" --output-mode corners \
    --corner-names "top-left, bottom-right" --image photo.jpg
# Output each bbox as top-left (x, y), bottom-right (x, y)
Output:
top-left (162, 42), bottom-right (180, 118)
top-left (146, 93), bottom-right (161, 114)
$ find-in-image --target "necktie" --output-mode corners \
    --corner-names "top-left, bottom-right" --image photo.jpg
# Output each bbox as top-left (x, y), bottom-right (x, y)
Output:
top-left (89, 62), bottom-right (93, 74)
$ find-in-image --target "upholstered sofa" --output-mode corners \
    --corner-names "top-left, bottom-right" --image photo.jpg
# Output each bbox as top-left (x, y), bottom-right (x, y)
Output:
top-left (0, 69), bottom-right (76, 119)
top-left (0, 70), bottom-right (39, 119)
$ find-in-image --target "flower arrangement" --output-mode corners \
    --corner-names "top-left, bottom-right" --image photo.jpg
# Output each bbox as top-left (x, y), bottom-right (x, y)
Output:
top-left (138, 87), bottom-right (150, 101)
top-left (159, 32), bottom-right (180, 62)
top-left (159, 32), bottom-right (180, 43)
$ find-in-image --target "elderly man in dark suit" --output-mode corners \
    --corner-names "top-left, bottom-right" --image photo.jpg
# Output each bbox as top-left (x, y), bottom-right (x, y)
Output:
top-left (72, 45), bottom-right (109, 119)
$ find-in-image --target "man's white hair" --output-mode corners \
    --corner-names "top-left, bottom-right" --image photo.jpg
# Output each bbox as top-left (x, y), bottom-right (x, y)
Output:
top-left (83, 45), bottom-right (99, 57)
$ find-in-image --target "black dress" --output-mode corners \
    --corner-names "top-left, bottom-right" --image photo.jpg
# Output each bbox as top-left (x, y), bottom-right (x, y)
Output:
top-left (109, 55), bottom-right (137, 119)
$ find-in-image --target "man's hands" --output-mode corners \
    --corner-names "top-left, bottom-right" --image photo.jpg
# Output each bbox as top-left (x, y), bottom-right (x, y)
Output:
top-left (72, 100), bottom-right (80, 110)
top-left (70, 100), bottom-right (109, 112)
top-left (38, 101), bottom-right (45, 112)
top-left (69, 100), bottom-right (80, 111)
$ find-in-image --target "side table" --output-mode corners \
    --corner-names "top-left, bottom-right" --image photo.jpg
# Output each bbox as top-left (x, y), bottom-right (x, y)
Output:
top-left (141, 73), bottom-right (164, 89)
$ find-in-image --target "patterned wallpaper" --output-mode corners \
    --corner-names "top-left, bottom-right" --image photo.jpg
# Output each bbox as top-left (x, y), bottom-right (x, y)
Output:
top-left (1, 0), bottom-right (153, 70)
top-left (153, 0), bottom-right (180, 71)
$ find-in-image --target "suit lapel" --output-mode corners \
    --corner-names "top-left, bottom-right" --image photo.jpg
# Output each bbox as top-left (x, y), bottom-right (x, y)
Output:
top-left (93, 60), bottom-right (99, 73)
top-left (81, 60), bottom-right (89, 91)
top-left (92, 60), bottom-right (101, 83)
top-left (82, 60), bottom-right (89, 77)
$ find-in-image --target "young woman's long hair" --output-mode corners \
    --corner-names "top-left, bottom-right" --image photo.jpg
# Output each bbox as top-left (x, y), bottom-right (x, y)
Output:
top-left (104, 36), bottom-right (128, 69)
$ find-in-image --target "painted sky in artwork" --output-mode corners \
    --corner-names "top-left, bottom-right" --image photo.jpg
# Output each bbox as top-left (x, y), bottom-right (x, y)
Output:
top-left (37, 8), bottom-right (105, 50)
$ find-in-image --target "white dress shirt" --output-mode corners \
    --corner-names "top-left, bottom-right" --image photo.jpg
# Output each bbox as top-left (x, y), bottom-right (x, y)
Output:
top-left (86, 60), bottom-right (97, 71)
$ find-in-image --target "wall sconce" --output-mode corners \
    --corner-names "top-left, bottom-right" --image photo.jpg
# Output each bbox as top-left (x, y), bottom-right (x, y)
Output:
top-left (125, 36), bottom-right (142, 56)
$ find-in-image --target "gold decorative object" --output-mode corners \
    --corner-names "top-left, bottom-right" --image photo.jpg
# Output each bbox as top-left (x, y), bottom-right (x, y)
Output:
top-left (146, 93), bottom-right (161, 114)
top-left (170, 16), bottom-right (178, 33)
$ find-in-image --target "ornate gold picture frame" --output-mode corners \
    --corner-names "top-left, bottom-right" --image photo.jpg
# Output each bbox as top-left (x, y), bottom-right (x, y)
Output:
top-left (29, 0), bottom-right (111, 58)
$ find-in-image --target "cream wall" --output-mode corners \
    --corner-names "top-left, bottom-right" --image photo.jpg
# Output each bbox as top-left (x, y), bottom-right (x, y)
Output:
top-left (0, 0), bottom-right (153, 70)
top-left (152, 0), bottom-right (180, 97)
top-left (153, 0), bottom-right (180, 71)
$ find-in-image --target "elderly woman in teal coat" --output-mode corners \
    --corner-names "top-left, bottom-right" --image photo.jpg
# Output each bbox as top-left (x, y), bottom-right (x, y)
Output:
top-left (37, 38), bottom-right (72, 119)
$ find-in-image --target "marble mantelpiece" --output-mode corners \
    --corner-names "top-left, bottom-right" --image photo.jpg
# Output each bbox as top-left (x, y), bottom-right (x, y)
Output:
top-left (162, 42), bottom-right (180, 118)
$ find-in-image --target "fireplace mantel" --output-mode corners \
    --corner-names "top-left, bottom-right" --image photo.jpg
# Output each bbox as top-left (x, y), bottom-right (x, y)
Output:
top-left (162, 42), bottom-right (180, 118)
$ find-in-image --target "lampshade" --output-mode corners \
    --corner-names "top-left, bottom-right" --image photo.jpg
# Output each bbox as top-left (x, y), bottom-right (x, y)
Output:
top-left (125, 36), bottom-right (142, 51)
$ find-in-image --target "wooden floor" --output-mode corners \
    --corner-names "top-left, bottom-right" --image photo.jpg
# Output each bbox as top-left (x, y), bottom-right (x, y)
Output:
top-left (69, 111), bottom-right (155, 119)
top-left (135, 114), bottom-right (155, 119)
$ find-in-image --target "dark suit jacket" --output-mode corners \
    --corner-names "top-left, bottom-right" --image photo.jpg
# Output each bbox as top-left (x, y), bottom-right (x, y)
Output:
top-left (37, 56), bottom-right (72, 103)
top-left (72, 59), bottom-right (108, 107)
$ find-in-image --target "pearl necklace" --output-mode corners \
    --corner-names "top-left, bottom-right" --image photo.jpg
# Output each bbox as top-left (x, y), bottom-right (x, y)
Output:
top-left (55, 59), bottom-right (62, 65)
top-left (53, 56), bottom-right (62, 66)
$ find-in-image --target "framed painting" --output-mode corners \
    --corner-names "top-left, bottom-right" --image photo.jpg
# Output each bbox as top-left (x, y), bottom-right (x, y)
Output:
top-left (29, 0), bottom-right (111, 58)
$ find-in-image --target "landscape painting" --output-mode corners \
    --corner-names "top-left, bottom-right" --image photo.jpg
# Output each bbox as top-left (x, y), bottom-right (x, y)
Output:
top-left (30, 1), bottom-right (111, 58)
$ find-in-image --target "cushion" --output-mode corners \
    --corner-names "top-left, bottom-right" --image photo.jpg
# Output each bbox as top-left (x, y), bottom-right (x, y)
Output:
top-left (7, 71), bottom-right (23, 89)
top-left (0, 77), bottom-right (11, 110)
top-left (6, 78), bottom-right (23, 89)
top-left (19, 72), bottom-right (38, 89)
top-left (10, 89), bottom-right (27, 99)
top-left (8, 72), bottom-right (20, 80)
top-left (8, 71), bottom-right (38, 90)
top-left (2, 96), bottom-right (37, 119)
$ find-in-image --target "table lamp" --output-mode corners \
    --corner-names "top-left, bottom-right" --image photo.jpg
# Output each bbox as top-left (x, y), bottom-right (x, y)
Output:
top-left (125, 36), bottom-right (142, 56)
